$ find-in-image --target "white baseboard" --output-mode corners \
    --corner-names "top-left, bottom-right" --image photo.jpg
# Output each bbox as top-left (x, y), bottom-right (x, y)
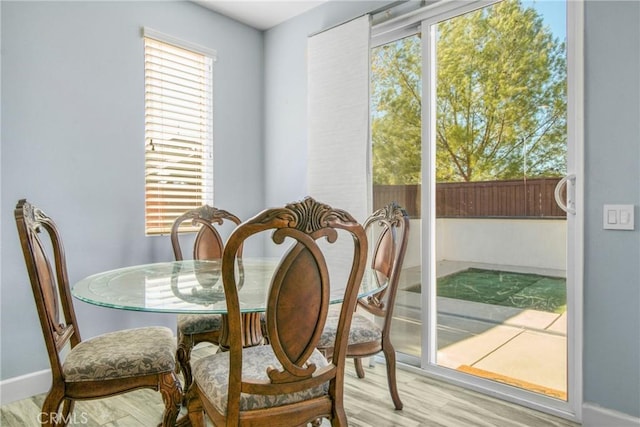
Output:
top-left (0, 369), bottom-right (50, 406)
top-left (583, 403), bottom-right (640, 427)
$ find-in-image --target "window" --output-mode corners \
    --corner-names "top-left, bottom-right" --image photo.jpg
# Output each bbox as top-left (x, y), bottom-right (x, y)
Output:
top-left (143, 29), bottom-right (215, 235)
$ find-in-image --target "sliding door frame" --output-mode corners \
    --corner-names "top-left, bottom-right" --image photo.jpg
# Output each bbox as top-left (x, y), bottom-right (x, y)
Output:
top-left (371, 0), bottom-right (584, 421)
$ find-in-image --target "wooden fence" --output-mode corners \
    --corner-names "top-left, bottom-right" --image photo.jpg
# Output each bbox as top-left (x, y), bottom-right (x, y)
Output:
top-left (373, 177), bottom-right (566, 219)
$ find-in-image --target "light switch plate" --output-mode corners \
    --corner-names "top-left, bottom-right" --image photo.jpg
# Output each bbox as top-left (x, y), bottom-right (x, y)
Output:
top-left (603, 204), bottom-right (635, 230)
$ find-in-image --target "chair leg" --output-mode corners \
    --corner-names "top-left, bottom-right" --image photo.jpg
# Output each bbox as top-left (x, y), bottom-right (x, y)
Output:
top-left (331, 403), bottom-right (348, 427)
top-left (382, 343), bottom-right (403, 410)
top-left (185, 384), bottom-right (206, 427)
top-left (41, 389), bottom-right (65, 427)
top-left (175, 330), bottom-right (184, 374)
top-left (353, 357), bottom-right (365, 379)
top-left (158, 372), bottom-right (182, 427)
top-left (260, 313), bottom-right (270, 344)
top-left (176, 334), bottom-right (194, 394)
top-left (60, 399), bottom-right (75, 426)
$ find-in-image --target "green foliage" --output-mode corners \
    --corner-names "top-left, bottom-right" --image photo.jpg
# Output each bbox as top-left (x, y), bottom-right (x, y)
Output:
top-left (371, 0), bottom-right (567, 184)
top-left (371, 36), bottom-right (422, 185)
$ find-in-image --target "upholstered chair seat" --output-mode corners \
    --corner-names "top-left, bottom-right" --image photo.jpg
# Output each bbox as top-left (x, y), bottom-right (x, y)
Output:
top-left (63, 327), bottom-right (176, 382)
top-left (177, 314), bottom-right (222, 335)
top-left (193, 345), bottom-right (330, 414)
top-left (317, 308), bottom-right (382, 349)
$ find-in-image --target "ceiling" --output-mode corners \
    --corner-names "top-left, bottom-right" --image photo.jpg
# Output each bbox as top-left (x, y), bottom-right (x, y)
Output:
top-left (194, 1), bottom-right (329, 30)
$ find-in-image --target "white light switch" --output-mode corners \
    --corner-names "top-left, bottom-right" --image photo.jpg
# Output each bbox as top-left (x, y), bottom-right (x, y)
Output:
top-left (620, 210), bottom-right (630, 224)
top-left (603, 205), bottom-right (635, 230)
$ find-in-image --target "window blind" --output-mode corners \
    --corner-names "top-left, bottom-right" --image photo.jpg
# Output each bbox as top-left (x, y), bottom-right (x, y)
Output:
top-left (144, 33), bottom-right (214, 235)
top-left (307, 15), bottom-right (371, 287)
top-left (307, 15), bottom-right (371, 222)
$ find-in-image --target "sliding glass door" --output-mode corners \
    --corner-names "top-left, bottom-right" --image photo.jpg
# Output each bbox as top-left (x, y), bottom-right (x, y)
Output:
top-left (371, 0), bottom-right (582, 418)
top-left (371, 33), bottom-right (423, 359)
top-left (430, 0), bottom-right (569, 400)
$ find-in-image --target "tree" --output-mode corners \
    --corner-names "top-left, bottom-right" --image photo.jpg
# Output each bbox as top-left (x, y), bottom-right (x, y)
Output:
top-left (371, 35), bottom-right (422, 185)
top-left (371, 0), bottom-right (566, 184)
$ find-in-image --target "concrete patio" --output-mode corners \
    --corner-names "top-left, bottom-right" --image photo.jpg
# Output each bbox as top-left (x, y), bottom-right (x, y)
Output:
top-left (389, 262), bottom-right (568, 399)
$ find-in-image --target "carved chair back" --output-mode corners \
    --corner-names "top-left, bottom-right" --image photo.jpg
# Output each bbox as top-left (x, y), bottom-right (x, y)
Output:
top-left (171, 205), bottom-right (242, 261)
top-left (14, 199), bottom-right (81, 383)
top-left (357, 202), bottom-right (410, 335)
top-left (220, 197), bottom-right (368, 423)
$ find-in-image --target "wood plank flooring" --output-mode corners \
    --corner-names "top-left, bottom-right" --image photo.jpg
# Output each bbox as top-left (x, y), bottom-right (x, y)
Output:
top-left (1, 345), bottom-right (580, 426)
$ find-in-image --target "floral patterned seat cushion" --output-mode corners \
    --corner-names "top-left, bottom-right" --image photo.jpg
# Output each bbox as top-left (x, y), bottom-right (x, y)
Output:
top-left (63, 326), bottom-right (176, 382)
top-left (193, 345), bottom-right (330, 413)
top-left (317, 307), bottom-right (382, 349)
top-left (177, 314), bottom-right (222, 335)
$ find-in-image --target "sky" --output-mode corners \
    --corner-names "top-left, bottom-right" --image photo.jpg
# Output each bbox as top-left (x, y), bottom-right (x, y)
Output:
top-left (525, 0), bottom-right (567, 41)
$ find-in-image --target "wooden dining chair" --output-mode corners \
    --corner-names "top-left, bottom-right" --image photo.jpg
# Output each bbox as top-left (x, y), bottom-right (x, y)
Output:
top-left (170, 204), bottom-right (243, 395)
top-left (185, 196), bottom-right (368, 426)
top-left (14, 199), bottom-right (181, 427)
top-left (317, 202), bottom-right (410, 410)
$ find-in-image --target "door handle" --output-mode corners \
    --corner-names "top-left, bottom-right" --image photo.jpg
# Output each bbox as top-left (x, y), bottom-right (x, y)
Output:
top-left (554, 174), bottom-right (576, 215)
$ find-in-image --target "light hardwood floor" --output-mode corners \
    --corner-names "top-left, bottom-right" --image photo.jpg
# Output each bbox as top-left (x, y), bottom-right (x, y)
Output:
top-left (1, 345), bottom-right (580, 426)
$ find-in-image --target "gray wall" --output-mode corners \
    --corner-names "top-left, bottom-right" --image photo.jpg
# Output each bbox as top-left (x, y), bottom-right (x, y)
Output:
top-left (583, 0), bottom-right (640, 418)
top-left (262, 0), bottom-right (640, 420)
top-left (1, 1), bottom-right (265, 379)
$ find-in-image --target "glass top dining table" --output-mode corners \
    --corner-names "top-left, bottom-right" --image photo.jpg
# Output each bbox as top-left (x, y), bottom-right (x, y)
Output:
top-left (72, 258), bottom-right (387, 315)
top-left (72, 257), bottom-right (387, 351)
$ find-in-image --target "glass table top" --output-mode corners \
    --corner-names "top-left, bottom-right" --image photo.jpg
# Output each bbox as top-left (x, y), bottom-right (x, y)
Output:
top-left (72, 258), bottom-right (387, 314)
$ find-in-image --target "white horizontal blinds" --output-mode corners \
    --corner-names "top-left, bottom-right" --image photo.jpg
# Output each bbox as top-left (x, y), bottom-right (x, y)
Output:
top-left (307, 15), bottom-right (371, 288)
top-left (144, 35), bottom-right (214, 235)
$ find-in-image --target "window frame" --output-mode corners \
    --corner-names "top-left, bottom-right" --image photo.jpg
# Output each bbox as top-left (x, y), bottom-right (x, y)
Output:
top-left (143, 28), bottom-right (216, 235)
